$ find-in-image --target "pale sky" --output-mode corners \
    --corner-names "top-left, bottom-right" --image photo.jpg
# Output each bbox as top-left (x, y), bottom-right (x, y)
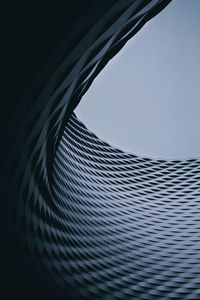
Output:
top-left (75, 0), bottom-right (200, 159)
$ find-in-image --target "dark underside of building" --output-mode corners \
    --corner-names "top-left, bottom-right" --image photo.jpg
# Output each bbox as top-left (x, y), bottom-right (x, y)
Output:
top-left (2, 1), bottom-right (200, 299)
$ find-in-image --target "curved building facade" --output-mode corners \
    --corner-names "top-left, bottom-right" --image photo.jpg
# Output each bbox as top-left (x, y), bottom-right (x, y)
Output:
top-left (3, 0), bottom-right (200, 299)
top-left (52, 114), bottom-right (200, 298)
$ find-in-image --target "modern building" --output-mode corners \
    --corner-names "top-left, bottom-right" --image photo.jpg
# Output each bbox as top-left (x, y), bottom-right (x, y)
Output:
top-left (2, 0), bottom-right (200, 299)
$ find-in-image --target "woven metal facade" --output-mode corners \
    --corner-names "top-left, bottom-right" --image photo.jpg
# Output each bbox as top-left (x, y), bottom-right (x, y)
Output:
top-left (52, 114), bottom-right (200, 298)
top-left (4, 0), bottom-right (200, 299)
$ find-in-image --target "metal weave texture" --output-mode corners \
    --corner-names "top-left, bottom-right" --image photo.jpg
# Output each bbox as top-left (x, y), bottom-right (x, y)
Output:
top-left (6, 0), bottom-right (200, 299)
top-left (51, 114), bottom-right (200, 299)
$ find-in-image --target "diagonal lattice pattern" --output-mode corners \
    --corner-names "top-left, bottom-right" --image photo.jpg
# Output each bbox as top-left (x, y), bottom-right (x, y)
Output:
top-left (50, 114), bottom-right (200, 299)
top-left (7, 1), bottom-right (200, 299)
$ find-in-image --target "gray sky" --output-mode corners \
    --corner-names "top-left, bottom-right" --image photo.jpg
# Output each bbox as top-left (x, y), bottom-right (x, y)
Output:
top-left (75, 0), bottom-right (200, 159)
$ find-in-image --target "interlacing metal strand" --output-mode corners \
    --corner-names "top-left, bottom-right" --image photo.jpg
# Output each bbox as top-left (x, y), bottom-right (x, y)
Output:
top-left (8, 1), bottom-right (200, 299)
